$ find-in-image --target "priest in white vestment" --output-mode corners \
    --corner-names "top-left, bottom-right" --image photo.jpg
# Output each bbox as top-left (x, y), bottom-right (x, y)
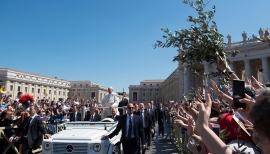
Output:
top-left (100, 87), bottom-right (119, 119)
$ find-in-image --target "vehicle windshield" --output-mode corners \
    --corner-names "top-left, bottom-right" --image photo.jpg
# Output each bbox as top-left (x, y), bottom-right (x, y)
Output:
top-left (65, 121), bottom-right (116, 129)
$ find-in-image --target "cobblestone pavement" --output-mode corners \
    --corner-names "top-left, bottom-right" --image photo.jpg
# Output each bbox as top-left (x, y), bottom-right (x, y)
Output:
top-left (144, 122), bottom-right (180, 154)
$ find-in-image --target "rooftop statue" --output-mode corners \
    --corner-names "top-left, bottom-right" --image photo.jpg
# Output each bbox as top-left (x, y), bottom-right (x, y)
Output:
top-left (259, 28), bottom-right (264, 39)
top-left (227, 34), bottom-right (231, 44)
top-left (264, 28), bottom-right (269, 39)
top-left (242, 31), bottom-right (247, 42)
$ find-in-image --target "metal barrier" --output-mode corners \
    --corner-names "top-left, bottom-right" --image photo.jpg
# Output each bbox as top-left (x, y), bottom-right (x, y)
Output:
top-left (168, 114), bottom-right (192, 154)
top-left (0, 126), bottom-right (20, 154)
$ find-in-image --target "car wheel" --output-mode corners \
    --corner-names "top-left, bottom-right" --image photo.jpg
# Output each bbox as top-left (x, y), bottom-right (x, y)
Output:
top-left (112, 144), bottom-right (121, 154)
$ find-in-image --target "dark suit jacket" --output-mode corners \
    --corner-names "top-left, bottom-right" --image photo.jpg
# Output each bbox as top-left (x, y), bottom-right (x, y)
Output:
top-left (84, 114), bottom-right (101, 121)
top-left (12, 116), bottom-right (47, 149)
top-left (157, 108), bottom-right (166, 123)
top-left (145, 108), bottom-right (155, 128)
top-left (134, 110), bottom-right (153, 129)
top-left (108, 114), bottom-right (145, 147)
top-left (70, 112), bottom-right (82, 122)
top-left (107, 115), bottom-right (121, 121)
top-left (118, 97), bottom-right (129, 115)
top-left (151, 105), bottom-right (158, 122)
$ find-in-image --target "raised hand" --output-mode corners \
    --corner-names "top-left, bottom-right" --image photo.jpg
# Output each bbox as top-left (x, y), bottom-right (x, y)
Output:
top-left (251, 76), bottom-right (264, 89)
top-left (195, 93), bottom-right (212, 130)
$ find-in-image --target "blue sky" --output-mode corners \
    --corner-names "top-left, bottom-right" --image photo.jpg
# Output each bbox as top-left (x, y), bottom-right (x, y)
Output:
top-left (0, 0), bottom-right (269, 93)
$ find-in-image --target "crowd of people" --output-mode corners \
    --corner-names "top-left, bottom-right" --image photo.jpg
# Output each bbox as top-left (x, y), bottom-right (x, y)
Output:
top-left (1, 59), bottom-right (270, 154)
top-left (166, 60), bottom-right (270, 154)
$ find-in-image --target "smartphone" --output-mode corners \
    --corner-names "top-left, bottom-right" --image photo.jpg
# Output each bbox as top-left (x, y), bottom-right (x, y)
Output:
top-left (233, 79), bottom-right (246, 109)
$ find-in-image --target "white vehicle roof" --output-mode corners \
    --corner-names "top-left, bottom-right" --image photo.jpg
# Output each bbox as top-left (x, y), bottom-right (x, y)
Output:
top-left (50, 121), bottom-right (117, 141)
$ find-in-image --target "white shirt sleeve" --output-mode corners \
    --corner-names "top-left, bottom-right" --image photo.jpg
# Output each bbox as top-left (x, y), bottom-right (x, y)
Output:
top-left (100, 95), bottom-right (108, 105)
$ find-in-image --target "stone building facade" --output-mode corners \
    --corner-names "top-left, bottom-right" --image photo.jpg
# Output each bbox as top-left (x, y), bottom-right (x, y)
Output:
top-left (68, 81), bottom-right (108, 102)
top-left (128, 80), bottom-right (164, 104)
top-left (0, 68), bottom-right (70, 100)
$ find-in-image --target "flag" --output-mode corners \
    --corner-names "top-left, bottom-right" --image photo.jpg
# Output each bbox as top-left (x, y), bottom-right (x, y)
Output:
top-left (0, 86), bottom-right (4, 93)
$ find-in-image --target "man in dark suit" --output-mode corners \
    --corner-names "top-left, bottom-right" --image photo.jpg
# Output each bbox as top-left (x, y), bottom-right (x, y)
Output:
top-left (9, 105), bottom-right (51, 154)
top-left (145, 103), bottom-right (155, 147)
top-left (107, 108), bottom-right (121, 121)
top-left (103, 103), bottom-right (146, 154)
top-left (118, 92), bottom-right (129, 115)
top-left (157, 103), bottom-right (166, 137)
top-left (70, 105), bottom-right (82, 122)
top-left (134, 103), bottom-right (153, 152)
top-left (84, 106), bottom-right (101, 121)
top-left (150, 101), bottom-right (158, 138)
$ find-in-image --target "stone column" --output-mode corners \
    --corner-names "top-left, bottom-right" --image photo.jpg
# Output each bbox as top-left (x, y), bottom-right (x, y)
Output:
top-left (183, 65), bottom-right (190, 95)
top-left (244, 59), bottom-right (251, 79)
top-left (5, 81), bottom-right (9, 92)
top-left (261, 58), bottom-right (269, 83)
top-left (211, 65), bottom-right (219, 99)
top-left (229, 62), bottom-right (234, 71)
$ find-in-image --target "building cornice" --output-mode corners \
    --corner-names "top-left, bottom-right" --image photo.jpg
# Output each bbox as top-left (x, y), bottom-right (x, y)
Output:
top-left (0, 68), bottom-right (70, 88)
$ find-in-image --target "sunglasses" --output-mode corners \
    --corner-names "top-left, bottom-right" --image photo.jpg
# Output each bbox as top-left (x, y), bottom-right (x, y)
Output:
top-left (128, 107), bottom-right (134, 109)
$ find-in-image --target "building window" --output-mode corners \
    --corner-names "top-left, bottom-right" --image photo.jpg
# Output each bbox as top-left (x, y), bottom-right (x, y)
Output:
top-left (43, 89), bottom-right (46, 94)
top-left (86, 84), bottom-right (88, 87)
top-left (149, 92), bottom-right (152, 97)
top-left (84, 91), bottom-right (86, 97)
top-left (74, 84), bottom-right (76, 87)
top-left (38, 89), bottom-right (40, 93)
top-left (18, 86), bottom-right (21, 92)
top-left (78, 93), bottom-right (80, 96)
top-left (80, 84), bottom-right (82, 87)
top-left (49, 90), bottom-right (51, 94)
top-left (59, 91), bottom-right (60, 95)
top-left (32, 88), bottom-right (34, 93)
top-left (133, 92), bottom-right (137, 101)
top-left (63, 92), bottom-right (65, 96)
top-left (25, 87), bottom-right (28, 93)
top-left (156, 92), bottom-right (159, 96)
top-left (54, 91), bottom-right (56, 95)
top-left (10, 85), bottom-right (13, 91)
top-left (91, 92), bottom-right (95, 99)
top-left (100, 93), bottom-right (102, 100)
top-left (143, 92), bottom-right (145, 97)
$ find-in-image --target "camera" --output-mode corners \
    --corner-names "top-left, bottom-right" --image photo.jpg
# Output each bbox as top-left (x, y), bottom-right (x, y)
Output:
top-left (259, 68), bottom-right (263, 72)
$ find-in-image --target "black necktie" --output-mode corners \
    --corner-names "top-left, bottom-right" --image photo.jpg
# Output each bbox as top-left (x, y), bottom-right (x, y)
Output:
top-left (73, 113), bottom-right (76, 121)
top-left (24, 117), bottom-right (32, 136)
top-left (141, 112), bottom-right (145, 128)
top-left (90, 115), bottom-right (93, 121)
top-left (128, 116), bottom-right (132, 140)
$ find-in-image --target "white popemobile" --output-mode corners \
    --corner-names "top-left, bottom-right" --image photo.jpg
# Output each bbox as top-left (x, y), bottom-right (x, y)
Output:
top-left (42, 118), bottom-right (122, 154)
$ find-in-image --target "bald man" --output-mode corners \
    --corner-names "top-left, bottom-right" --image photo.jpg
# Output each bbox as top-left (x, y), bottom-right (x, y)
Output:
top-left (100, 87), bottom-right (119, 119)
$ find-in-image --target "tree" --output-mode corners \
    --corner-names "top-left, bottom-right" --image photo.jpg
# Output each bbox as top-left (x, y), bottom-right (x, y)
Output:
top-left (153, 0), bottom-right (239, 86)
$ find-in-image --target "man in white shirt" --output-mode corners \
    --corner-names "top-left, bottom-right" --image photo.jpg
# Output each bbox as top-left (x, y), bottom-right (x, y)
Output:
top-left (100, 87), bottom-right (119, 119)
